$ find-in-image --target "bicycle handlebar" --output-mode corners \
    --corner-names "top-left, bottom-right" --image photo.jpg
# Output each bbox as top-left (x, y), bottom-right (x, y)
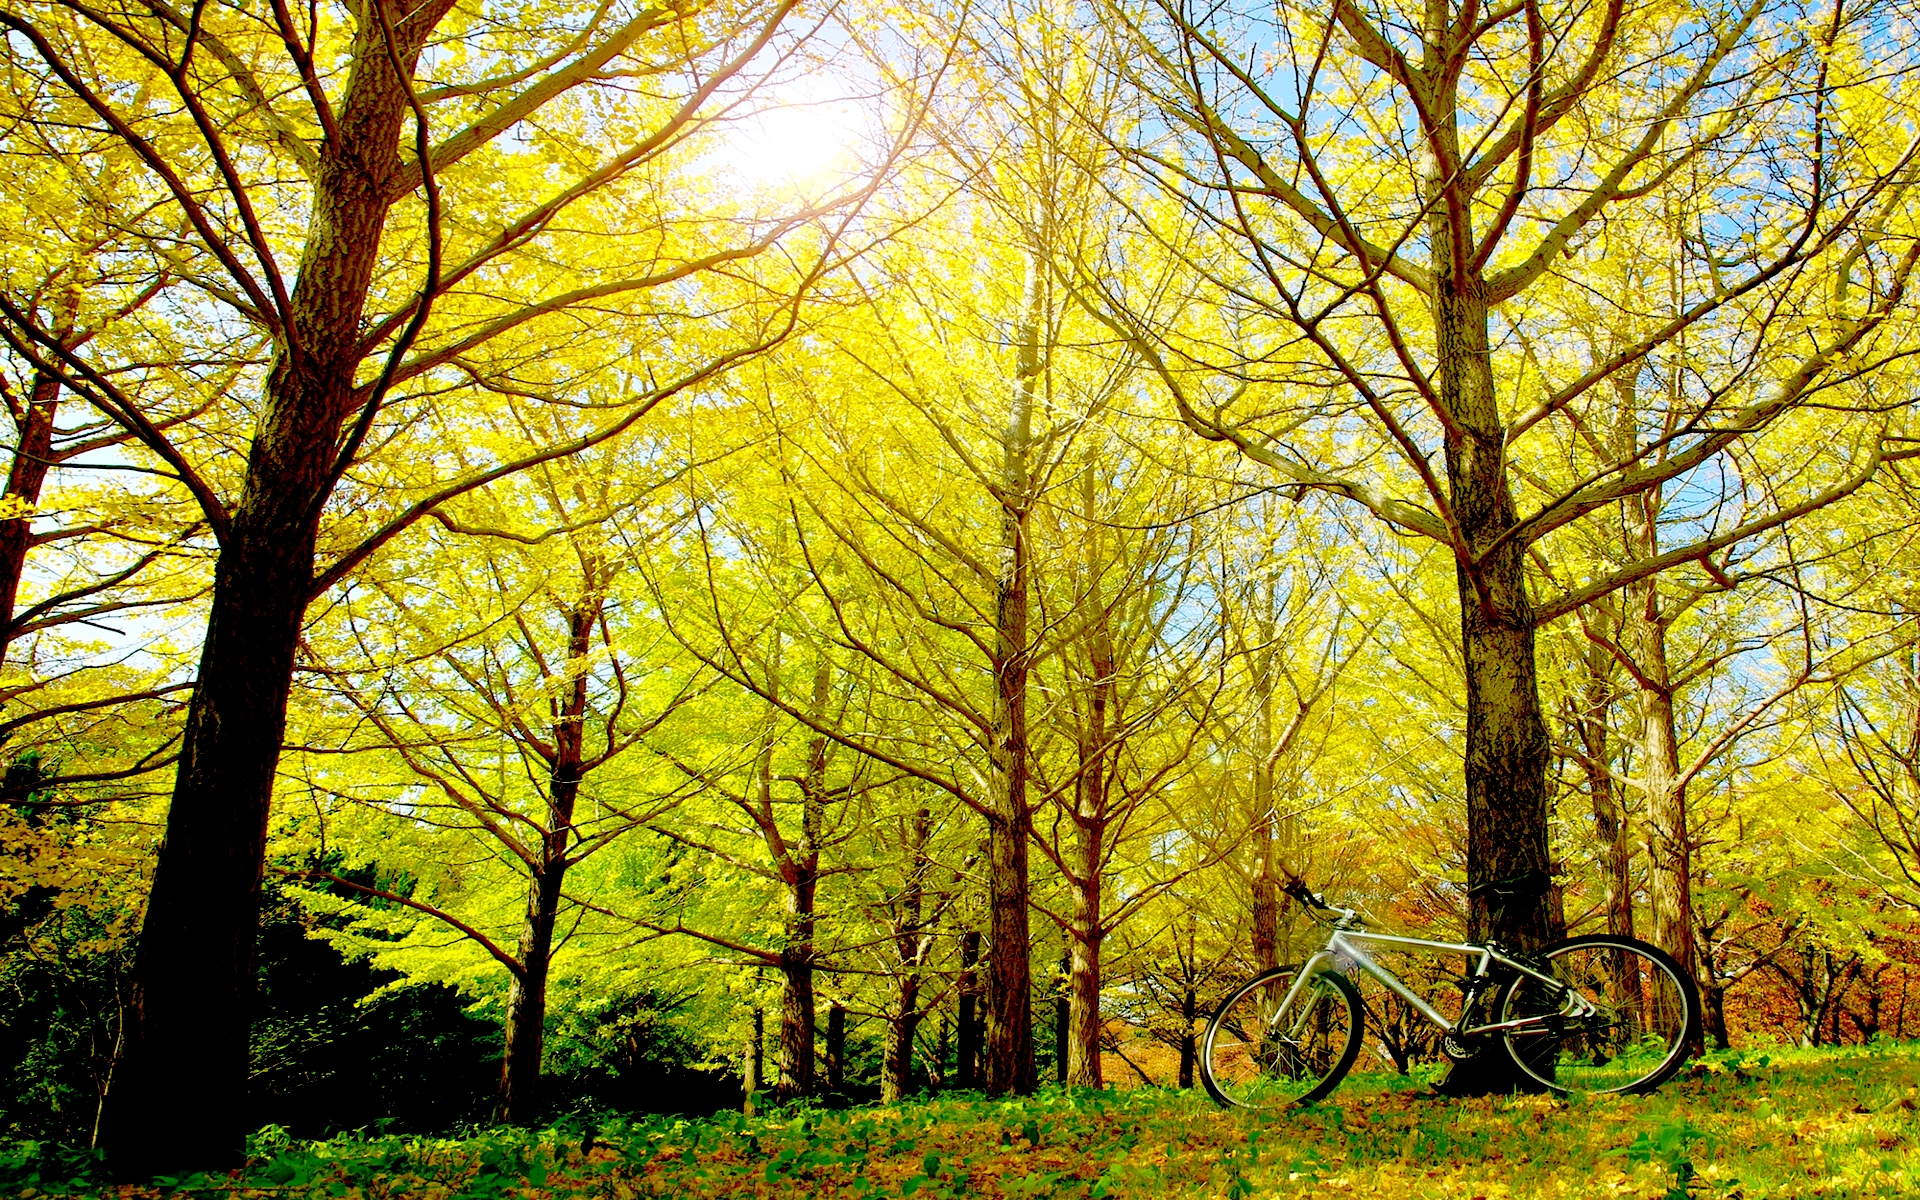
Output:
top-left (1281, 874), bottom-right (1332, 912)
top-left (1280, 873), bottom-right (1367, 928)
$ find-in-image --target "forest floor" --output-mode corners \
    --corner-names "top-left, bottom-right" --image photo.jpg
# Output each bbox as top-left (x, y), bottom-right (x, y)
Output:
top-left (7, 1042), bottom-right (1916, 1200)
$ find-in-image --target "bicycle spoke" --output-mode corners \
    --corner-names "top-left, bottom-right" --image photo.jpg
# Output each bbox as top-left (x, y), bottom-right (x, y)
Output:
top-left (1499, 936), bottom-right (1699, 1095)
top-left (1202, 967), bottom-right (1362, 1108)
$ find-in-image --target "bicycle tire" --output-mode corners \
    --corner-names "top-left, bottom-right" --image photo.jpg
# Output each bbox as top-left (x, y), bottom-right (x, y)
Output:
top-left (1495, 934), bottom-right (1701, 1095)
top-left (1201, 965), bottom-right (1363, 1109)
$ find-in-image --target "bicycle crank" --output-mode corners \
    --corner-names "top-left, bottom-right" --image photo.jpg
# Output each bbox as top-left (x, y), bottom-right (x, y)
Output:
top-left (1441, 1034), bottom-right (1483, 1062)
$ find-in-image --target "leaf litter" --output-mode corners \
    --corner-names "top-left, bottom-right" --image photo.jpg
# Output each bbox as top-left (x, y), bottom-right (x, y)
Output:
top-left (6, 1041), bottom-right (1916, 1199)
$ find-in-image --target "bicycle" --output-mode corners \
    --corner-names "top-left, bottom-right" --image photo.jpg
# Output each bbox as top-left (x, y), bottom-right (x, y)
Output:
top-left (1200, 877), bottom-right (1702, 1108)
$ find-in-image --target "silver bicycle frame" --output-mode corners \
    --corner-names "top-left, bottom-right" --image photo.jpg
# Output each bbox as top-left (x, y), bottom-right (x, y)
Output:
top-left (1276, 923), bottom-right (1598, 1037)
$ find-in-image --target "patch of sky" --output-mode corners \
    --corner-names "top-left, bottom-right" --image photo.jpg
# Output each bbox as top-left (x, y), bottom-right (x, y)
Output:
top-left (1151, 828), bottom-right (1192, 864)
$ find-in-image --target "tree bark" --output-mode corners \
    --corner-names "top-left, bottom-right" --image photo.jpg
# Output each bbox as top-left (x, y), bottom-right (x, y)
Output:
top-left (1701, 979), bottom-right (1731, 1050)
top-left (0, 363), bottom-right (62, 660)
top-left (882, 807), bottom-right (931, 1102)
top-left (776, 657), bottom-right (831, 1100)
top-left (983, 258), bottom-right (1041, 1097)
top-left (1066, 535), bottom-right (1111, 1088)
top-left (740, 637), bottom-right (826, 1104)
top-left (1053, 951), bottom-right (1070, 1083)
top-left (99, 2), bottom-right (455, 1173)
top-left (1065, 841), bottom-right (1104, 1087)
top-left (743, 1005), bottom-right (764, 1113)
top-left (1421, 81), bottom-right (1552, 1095)
top-left (825, 1001), bottom-right (846, 1093)
top-left (497, 589), bottom-right (598, 1123)
top-left (773, 856), bottom-right (819, 1098)
top-left (983, 803), bottom-right (1033, 1094)
top-left (1612, 468), bottom-right (1704, 1056)
top-left (1575, 643), bottom-right (1638, 945)
top-left (1247, 608), bottom-right (1282, 974)
top-left (956, 929), bottom-right (981, 1089)
top-left (775, 946), bottom-right (816, 1102)
top-left (497, 867), bottom-right (561, 1125)
top-left (1441, 279), bottom-right (1554, 954)
top-left (880, 983), bottom-right (918, 1101)
top-left (1571, 632), bottom-right (1645, 1015)
top-left (1625, 562), bottom-right (1697, 987)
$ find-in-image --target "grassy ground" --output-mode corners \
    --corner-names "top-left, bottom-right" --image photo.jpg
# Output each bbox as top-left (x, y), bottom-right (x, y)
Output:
top-left (6, 1042), bottom-right (1915, 1199)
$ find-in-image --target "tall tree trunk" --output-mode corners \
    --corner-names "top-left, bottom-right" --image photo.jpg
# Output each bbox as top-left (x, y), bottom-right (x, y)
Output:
top-left (497, 868), bottom-right (561, 1124)
top-left (1619, 479), bottom-right (1703, 1057)
top-left (1247, 609), bottom-right (1282, 974)
top-left (1066, 520), bottom-right (1111, 1088)
top-left (882, 807), bottom-right (931, 1103)
top-left (0, 362), bottom-right (63, 660)
top-left (775, 946), bottom-right (815, 1102)
top-left (881, 979), bottom-right (918, 1102)
top-left (1425, 162), bottom-right (1552, 951)
top-left (957, 929), bottom-right (981, 1088)
top-left (983, 258), bottom-right (1041, 1097)
top-left (1572, 634), bottom-right (1644, 1014)
top-left (1574, 640), bottom-right (1638, 944)
top-left (1177, 913), bottom-right (1197, 1089)
top-left (1444, 303), bottom-right (1553, 951)
top-left (98, 3), bottom-right (454, 1173)
top-left (825, 1002), bottom-right (846, 1093)
top-left (773, 801), bottom-right (819, 1094)
top-left (1065, 812), bottom-right (1104, 1087)
top-left (982, 812), bottom-right (1032, 1094)
top-left (498, 590), bottom-right (597, 1123)
top-left (1421, 88), bottom-right (1551, 1096)
top-left (774, 654), bottom-right (830, 1101)
top-left (1624, 565), bottom-right (1697, 987)
top-left (743, 1005), bottom-right (764, 1114)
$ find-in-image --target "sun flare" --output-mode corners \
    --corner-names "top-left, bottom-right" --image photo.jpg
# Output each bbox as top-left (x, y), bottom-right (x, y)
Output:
top-left (706, 94), bottom-right (868, 196)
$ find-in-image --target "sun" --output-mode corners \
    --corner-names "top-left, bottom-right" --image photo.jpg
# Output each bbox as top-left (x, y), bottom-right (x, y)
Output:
top-left (704, 91), bottom-right (868, 198)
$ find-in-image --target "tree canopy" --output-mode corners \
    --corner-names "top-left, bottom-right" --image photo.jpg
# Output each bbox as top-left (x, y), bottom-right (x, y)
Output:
top-left (2, 0), bottom-right (1918, 1175)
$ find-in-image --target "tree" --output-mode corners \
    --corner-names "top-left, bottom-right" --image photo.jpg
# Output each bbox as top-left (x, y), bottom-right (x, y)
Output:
top-left (0, 0), bottom-right (872, 1169)
top-left (1817, 590), bottom-right (1920, 915)
top-left (1530, 230), bottom-right (1917, 1009)
top-left (644, 636), bottom-right (863, 1104)
top-left (290, 430), bottom-right (722, 1123)
top-left (658, 192), bottom-right (1092, 1096)
top-left (861, 799), bottom-right (967, 1101)
top-left (795, 0), bottom-right (1171, 1093)
top-left (1031, 442), bottom-right (1228, 1088)
top-left (0, 95), bottom-right (217, 811)
top-left (1090, 0), bottom-right (1920, 999)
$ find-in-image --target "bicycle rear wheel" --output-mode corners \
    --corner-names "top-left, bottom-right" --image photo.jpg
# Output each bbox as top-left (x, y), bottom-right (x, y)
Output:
top-left (1496, 934), bottom-right (1700, 1095)
top-left (1201, 965), bottom-right (1363, 1109)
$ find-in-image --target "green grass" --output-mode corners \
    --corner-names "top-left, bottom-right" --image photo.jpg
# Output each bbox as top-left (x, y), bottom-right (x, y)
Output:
top-left (8, 1041), bottom-right (1916, 1199)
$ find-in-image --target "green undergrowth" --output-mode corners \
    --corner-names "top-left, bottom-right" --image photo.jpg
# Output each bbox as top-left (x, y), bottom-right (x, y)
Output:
top-left (7, 1041), bottom-right (1916, 1199)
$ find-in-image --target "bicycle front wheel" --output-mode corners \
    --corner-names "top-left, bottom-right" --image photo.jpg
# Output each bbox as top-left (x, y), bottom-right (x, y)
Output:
top-left (1496, 934), bottom-right (1700, 1095)
top-left (1201, 965), bottom-right (1363, 1109)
